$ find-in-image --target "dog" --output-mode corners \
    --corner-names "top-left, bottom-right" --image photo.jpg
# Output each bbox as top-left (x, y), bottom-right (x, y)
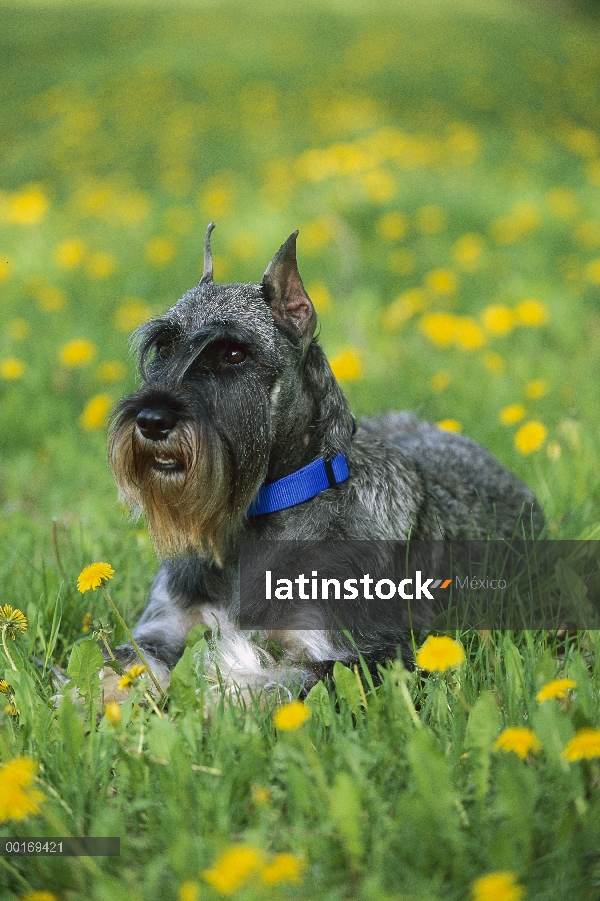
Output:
top-left (104, 223), bottom-right (544, 702)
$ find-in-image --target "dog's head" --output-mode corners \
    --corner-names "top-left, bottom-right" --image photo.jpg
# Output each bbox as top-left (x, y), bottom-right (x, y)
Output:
top-left (109, 224), bottom-right (323, 562)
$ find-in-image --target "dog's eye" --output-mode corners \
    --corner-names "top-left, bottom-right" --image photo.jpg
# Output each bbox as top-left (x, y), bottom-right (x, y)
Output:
top-left (156, 342), bottom-right (172, 361)
top-left (223, 346), bottom-right (246, 365)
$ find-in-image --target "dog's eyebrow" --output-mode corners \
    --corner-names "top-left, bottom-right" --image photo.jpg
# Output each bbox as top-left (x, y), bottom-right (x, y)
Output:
top-left (133, 318), bottom-right (179, 354)
top-left (183, 322), bottom-right (257, 351)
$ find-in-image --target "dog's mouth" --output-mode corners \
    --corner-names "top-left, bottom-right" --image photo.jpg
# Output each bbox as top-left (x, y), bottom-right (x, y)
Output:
top-left (152, 452), bottom-right (184, 474)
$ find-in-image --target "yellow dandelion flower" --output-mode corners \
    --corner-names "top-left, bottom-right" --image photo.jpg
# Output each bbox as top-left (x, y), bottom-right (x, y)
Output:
top-left (77, 562), bottom-right (115, 593)
top-left (388, 247), bottom-right (416, 276)
top-left (483, 351), bottom-right (506, 374)
top-left (430, 370), bottom-right (451, 393)
top-left (80, 393), bottom-right (111, 431)
top-left (536, 678), bottom-right (577, 703)
top-left (525, 379), bottom-right (549, 400)
top-left (416, 204), bottom-right (446, 234)
top-left (306, 281), bottom-right (331, 313)
top-left (0, 358), bottom-right (25, 380)
top-left (200, 184), bottom-right (234, 220)
top-left (420, 312), bottom-right (456, 346)
top-left (330, 348), bottom-right (363, 382)
top-left (4, 703), bottom-right (18, 717)
top-left (471, 871), bottom-right (524, 901)
top-left (376, 211), bottom-right (408, 241)
top-left (574, 219), bottom-right (600, 250)
top-left (0, 258), bottom-right (11, 281)
top-left (300, 218), bottom-right (332, 253)
top-left (0, 680), bottom-right (8, 693)
top-left (19, 892), bottom-right (60, 901)
top-left (515, 421), bottom-right (547, 455)
top-left (0, 757), bottom-right (45, 822)
top-left (203, 845), bottom-right (263, 894)
top-left (546, 187), bottom-right (577, 218)
top-left (81, 612), bottom-right (93, 632)
top-left (86, 252), bottom-right (116, 279)
top-left (0, 605), bottom-right (28, 638)
top-left (515, 299), bottom-right (548, 326)
top-left (499, 404), bottom-right (526, 426)
top-left (251, 784), bottom-right (271, 805)
top-left (178, 881), bottom-right (200, 901)
top-left (481, 304), bottom-right (514, 336)
top-left (7, 318), bottom-right (30, 340)
top-left (96, 361), bottom-right (126, 382)
top-left (493, 726), bottom-right (542, 759)
top-left (261, 853), bottom-right (304, 885)
top-left (114, 298), bottom-right (153, 332)
top-left (146, 236), bottom-right (176, 267)
top-left (585, 258), bottom-right (600, 284)
top-left (5, 186), bottom-right (48, 226)
top-left (561, 727), bottom-right (600, 761)
top-left (416, 635), bottom-right (465, 672)
top-left (437, 419), bottom-right (462, 433)
top-left (54, 238), bottom-right (86, 268)
top-left (425, 268), bottom-right (457, 295)
top-left (454, 317), bottom-right (486, 351)
top-left (104, 702), bottom-right (122, 726)
top-left (273, 700), bottom-right (311, 731)
top-left (453, 233), bottom-right (484, 272)
top-left (59, 338), bottom-right (96, 368)
top-left (363, 169), bottom-right (396, 204)
top-left (35, 284), bottom-right (67, 312)
top-left (117, 664), bottom-right (146, 691)
top-left (380, 288), bottom-right (426, 332)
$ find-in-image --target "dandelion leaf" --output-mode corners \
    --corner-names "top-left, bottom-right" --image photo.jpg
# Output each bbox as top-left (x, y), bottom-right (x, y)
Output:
top-left (147, 716), bottom-right (179, 763)
top-left (329, 771), bottom-right (363, 864)
top-left (465, 691), bottom-right (500, 801)
top-left (169, 646), bottom-right (198, 712)
top-left (333, 661), bottom-right (362, 713)
top-left (305, 680), bottom-right (331, 725)
top-left (67, 639), bottom-right (104, 699)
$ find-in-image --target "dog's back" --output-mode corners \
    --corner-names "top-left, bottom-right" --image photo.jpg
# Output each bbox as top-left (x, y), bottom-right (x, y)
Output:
top-left (359, 412), bottom-right (544, 539)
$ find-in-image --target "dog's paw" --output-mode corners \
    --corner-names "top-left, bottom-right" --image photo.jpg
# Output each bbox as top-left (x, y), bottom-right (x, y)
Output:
top-left (100, 653), bottom-right (171, 704)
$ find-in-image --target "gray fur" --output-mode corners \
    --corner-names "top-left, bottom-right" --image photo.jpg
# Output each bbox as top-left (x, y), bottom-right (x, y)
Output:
top-left (105, 229), bottom-right (544, 701)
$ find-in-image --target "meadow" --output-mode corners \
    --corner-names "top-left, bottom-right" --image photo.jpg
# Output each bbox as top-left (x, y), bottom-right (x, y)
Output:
top-left (1, 0), bottom-right (600, 898)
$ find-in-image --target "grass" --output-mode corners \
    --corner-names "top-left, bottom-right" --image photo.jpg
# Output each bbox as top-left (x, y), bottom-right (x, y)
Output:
top-left (1, 0), bottom-right (600, 897)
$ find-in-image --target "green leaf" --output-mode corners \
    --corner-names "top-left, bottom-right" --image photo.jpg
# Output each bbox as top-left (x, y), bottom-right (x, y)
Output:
top-left (502, 635), bottom-right (525, 715)
top-left (147, 716), bottom-right (179, 763)
top-left (67, 640), bottom-right (104, 699)
top-left (333, 661), bottom-right (362, 713)
top-left (168, 646), bottom-right (198, 712)
top-left (58, 693), bottom-right (84, 766)
top-left (186, 623), bottom-right (211, 648)
top-left (305, 680), bottom-right (331, 725)
top-left (407, 728), bottom-right (462, 855)
top-left (329, 771), bottom-right (363, 864)
top-left (489, 756), bottom-right (537, 870)
top-left (465, 691), bottom-right (501, 801)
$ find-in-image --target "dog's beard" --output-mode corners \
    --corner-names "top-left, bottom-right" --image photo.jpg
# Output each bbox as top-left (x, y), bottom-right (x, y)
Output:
top-left (109, 416), bottom-right (265, 563)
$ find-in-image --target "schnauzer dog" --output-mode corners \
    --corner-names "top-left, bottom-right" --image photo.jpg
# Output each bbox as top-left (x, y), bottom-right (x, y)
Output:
top-left (106, 223), bottom-right (543, 701)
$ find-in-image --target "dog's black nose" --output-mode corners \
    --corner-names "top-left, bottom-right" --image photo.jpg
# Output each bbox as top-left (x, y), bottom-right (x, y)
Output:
top-left (136, 408), bottom-right (178, 441)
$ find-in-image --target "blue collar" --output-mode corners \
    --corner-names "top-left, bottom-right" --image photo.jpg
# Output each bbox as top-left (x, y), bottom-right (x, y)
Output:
top-left (247, 452), bottom-right (350, 516)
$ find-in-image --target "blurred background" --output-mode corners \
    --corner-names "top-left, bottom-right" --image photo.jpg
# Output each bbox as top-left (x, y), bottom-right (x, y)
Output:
top-left (2, 0), bottom-right (600, 541)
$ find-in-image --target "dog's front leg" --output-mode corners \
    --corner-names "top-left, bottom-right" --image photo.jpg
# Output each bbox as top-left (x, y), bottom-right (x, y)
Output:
top-left (100, 568), bottom-right (201, 703)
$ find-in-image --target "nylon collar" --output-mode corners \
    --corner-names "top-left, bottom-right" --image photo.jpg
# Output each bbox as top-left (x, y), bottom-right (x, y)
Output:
top-left (247, 452), bottom-right (350, 516)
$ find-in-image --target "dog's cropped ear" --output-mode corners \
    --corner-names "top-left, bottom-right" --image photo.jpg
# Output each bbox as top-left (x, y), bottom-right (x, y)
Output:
top-left (261, 231), bottom-right (317, 340)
